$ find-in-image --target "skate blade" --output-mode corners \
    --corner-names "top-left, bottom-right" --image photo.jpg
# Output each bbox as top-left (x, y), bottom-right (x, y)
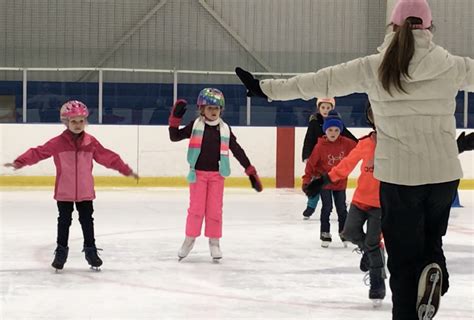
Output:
top-left (342, 241), bottom-right (349, 248)
top-left (417, 266), bottom-right (441, 320)
top-left (90, 266), bottom-right (101, 272)
top-left (212, 257), bottom-right (222, 263)
top-left (321, 241), bottom-right (330, 248)
top-left (178, 256), bottom-right (186, 262)
top-left (303, 216), bottom-right (310, 220)
top-left (418, 304), bottom-right (436, 320)
top-left (371, 299), bottom-right (383, 308)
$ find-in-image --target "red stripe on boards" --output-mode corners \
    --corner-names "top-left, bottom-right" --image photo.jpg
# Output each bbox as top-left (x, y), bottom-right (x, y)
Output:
top-left (276, 127), bottom-right (295, 188)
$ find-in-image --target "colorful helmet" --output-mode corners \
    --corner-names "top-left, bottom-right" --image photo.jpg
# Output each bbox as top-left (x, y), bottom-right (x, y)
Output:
top-left (317, 97), bottom-right (336, 108)
top-left (197, 88), bottom-right (225, 109)
top-left (60, 100), bottom-right (89, 122)
top-left (390, 0), bottom-right (432, 29)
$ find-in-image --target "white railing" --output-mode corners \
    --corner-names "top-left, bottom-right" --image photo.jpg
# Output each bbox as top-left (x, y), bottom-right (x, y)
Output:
top-left (0, 67), bottom-right (471, 127)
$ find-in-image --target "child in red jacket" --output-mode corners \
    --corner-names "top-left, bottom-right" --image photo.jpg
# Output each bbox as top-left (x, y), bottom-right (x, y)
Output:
top-left (4, 100), bottom-right (138, 271)
top-left (301, 98), bottom-right (357, 220)
top-left (329, 105), bottom-right (386, 305)
top-left (302, 110), bottom-right (356, 248)
top-left (304, 104), bottom-right (385, 305)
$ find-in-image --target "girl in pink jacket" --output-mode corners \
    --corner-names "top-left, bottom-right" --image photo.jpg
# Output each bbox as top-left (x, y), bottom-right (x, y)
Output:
top-left (4, 100), bottom-right (138, 271)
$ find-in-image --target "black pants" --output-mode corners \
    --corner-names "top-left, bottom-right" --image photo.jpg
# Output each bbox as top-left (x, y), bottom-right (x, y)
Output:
top-left (57, 201), bottom-right (95, 248)
top-left (380, 180), bottom-right (459, 320)
top-left (320, 189), bottom-right (347, 234)
top-left (342, 204), bottom-right (384, 269)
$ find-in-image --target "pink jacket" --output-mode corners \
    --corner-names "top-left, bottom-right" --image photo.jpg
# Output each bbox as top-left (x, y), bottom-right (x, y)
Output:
top-left (14, 130), bottom-right (133, 201)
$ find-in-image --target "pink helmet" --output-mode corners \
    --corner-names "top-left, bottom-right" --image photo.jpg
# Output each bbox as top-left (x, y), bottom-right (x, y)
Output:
top-left (317, 97), bottom-right (336, 108)
top-left (60, 100), bottom-right (89, 122)
top-left (390, 0), bottom-right (432, 29)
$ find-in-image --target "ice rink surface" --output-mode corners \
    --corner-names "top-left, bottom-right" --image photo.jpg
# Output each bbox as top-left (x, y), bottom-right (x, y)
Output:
top-left (1, 188), bottom-right (473, 319)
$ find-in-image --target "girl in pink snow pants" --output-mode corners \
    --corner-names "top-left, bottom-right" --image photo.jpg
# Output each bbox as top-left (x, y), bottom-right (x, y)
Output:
top-left (168, 88), bottom-right (262, 261)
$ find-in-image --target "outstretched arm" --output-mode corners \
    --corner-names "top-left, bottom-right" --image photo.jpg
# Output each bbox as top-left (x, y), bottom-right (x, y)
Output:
top-left (457, 131), bottom-right (474, 154)
top-left (6, 139), bottom-right (57, 169)
top-left (258, 56), bottom-right (375, 101)
top-left (328, 142), bottom-right (364, 183)
top-left (93, 142), bottom-right (135, 177)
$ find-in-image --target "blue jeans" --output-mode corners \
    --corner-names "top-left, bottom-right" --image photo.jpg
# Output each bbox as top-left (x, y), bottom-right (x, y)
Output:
top-left (320, 189), bottom-right (348, 234)
top-left (307, 194), bottom-right (320, 209)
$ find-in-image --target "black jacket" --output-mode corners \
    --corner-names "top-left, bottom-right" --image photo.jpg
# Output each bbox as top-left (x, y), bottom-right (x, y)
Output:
top-left (169, 121), bottom-right (251, 171)
top-left (302, 113), bottom-right (358, 161)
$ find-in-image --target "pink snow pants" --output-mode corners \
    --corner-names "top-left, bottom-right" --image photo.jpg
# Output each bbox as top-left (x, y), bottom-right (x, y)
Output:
top-left (185, 170), bottom-right (225, 238)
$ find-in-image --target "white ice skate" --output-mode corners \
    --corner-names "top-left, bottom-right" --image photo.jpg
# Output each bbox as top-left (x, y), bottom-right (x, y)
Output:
top-left (178, 236), bottom-right (195, 261)
top-left (320, 232), bottom-right (332, 248)
top-left (209, 238), bottom-right (222, 262)
top-left (417, 263), bottom-right (442, 320)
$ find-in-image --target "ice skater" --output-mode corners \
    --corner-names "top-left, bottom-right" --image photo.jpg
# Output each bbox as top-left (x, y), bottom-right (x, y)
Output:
top-left (301, 97), bottom-right (357, 220)
top-left (168, 88), bottom-right (262, 262)
top-left (235, 0), bottom-right (473, 317)
top-left (304, 103), bottom-right (386, 306)
top-left (4, 100), bottom-right (138, 271)
top-left (302, 110), bottom-right (356, 247)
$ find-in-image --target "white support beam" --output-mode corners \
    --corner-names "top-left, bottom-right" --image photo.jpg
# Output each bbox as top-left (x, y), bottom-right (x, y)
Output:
top-left (198, 0), bottom-right (273, 72)
top-left (22, 69), bottom-right (27, 123)
top-left (98, 69), bottom-right (103, 124)
top-left (246, 96), bottom-right (251, 126)
top-left (79, 0), bottom-right (168, 81)
top-left (464, 91), bottom-right (468, 128)
top-left (173, 70), bottom-right (178, 103)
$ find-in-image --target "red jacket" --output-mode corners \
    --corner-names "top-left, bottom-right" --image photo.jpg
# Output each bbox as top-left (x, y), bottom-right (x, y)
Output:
top-left (328, 132), bottom-right (380, 208)
top-left (14, 130), bottom-right (132, 202)
top-left (303, 135), bottom-right (357, 190)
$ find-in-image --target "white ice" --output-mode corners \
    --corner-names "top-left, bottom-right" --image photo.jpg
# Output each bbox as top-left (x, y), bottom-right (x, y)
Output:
top-left (1, 188), bottom-right (473, 319)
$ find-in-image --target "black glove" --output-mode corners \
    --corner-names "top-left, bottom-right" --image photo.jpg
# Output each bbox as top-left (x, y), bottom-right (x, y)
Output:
top-left (172, 99), bottom-right (187, 118)
top-left (169, 99), bottom-right (187, 127)
top-left (457, 131), bottom-right (474, 154)
top-left (235, 67), bottom-right (268, 99)
top-left (303, 174), bottom-right (331, 198)
top-left (245, 165), bottom-right (263, 192)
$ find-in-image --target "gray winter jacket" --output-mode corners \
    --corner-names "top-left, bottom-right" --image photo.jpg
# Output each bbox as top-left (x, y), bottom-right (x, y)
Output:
top-left (260, 30), bottom-right (474, 185)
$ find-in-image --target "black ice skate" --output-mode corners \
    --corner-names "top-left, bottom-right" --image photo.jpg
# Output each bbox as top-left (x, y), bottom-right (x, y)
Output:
top-left (339, 232), bottom-right (350, 248)
top-left (302, 206), bottom-right (315, 220)
top-left (83, 246), bottom-right (103, 271)
top-left (320, 232), bottom-right (332, 248)
top-left (51, 245), bottom-right (69, 271)
top-left (417, 263), bottom-right (442, 320)
top-left (360, 250), bottom-right (369, 272)
top-left (368, 267), bottom-right (386, 308)
top-left (352, 247), bottom-right (370, 272)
